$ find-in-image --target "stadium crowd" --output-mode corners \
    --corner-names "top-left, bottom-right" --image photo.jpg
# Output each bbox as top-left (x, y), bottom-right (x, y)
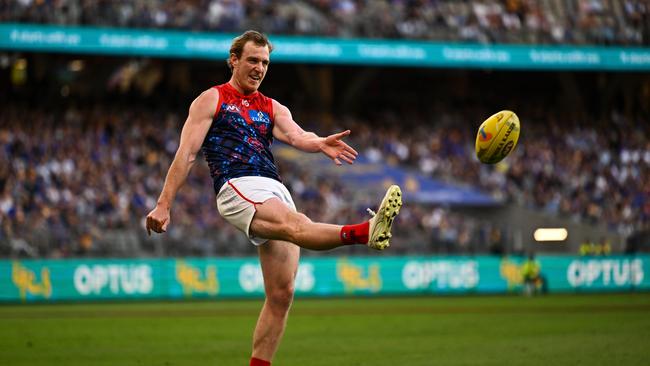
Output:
top-left (344, 107), bottom-right (650, 242)
top-left (1, 100), bottom-right (648, 258)
top-left (2, 0), bottom-right (648, 45)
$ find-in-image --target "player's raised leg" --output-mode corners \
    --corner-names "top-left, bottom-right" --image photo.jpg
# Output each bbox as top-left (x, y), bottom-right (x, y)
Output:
top-left (250, 199), bottom-right (343, 250)
top-left (249, 185), bottom-right (403, 251)
top-left (250, 240), bottom-right (300, 365)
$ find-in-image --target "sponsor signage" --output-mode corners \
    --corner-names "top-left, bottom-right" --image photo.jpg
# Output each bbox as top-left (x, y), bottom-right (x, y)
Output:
top-left (73, 263), bottom-right (154, 296)
top-left (0, 255), bottom-right (648, 302)
top-left (1, 23), bottom-right (650, 70)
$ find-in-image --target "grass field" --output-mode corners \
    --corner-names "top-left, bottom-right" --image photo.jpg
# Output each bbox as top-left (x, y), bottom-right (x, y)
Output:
top-left (1, 293), bottom-right (649, 366)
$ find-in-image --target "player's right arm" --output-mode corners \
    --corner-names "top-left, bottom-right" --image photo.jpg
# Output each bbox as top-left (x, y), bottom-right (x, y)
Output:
top-left (145, 88), bottom-right (219, 235)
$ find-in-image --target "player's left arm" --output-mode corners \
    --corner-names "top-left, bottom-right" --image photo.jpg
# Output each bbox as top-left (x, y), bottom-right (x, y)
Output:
top-left (272, 99), bottom-right (358, 165)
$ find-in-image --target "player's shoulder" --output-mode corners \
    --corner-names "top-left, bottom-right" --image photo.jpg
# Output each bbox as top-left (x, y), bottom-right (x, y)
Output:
top-left (270, 97), bottom-right (284, 109)
top-left (190, 87), bottom-right (220, 114)
top-left (271, 98), bottom-right (289, 114)
top-left (200, 86), bottom-right (220, 101)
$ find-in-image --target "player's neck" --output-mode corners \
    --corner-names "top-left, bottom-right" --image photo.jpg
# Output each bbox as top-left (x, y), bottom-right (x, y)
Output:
top-left (228, 79), bottom-right (257, 96)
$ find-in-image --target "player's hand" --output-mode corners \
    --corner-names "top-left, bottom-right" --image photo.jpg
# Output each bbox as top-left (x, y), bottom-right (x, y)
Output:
top-left (146, 205), bottom-right (171, 235)
top-left (321, 130), bottom-right (358, 165)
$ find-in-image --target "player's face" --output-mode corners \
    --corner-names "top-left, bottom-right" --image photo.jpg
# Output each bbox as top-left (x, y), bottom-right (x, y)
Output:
top-left (231, 41), bottom-right (270, 94)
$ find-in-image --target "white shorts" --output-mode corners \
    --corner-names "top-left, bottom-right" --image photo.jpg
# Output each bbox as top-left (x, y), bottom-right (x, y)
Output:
top-left (216, 176), bottom-right (297, 246)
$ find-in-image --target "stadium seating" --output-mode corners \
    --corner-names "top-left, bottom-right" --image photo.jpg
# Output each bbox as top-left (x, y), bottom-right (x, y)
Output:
top-left (1, 1), bottom-right (649, 258)
top-left (1, 99), bottom-right (648, 257)
top-left (2, 0), bottom-right (648, 45)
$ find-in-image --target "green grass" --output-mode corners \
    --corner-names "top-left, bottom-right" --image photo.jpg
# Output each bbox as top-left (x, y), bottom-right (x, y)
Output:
top-left (1, 293), bottom-right (649, 365)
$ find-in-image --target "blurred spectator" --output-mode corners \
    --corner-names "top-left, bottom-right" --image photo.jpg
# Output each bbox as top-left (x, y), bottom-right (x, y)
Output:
top-left (0, 0), bottom-right (648, 45)
top-left (1, 93), bottom-right (648, 258)
top-left (579, 236), bottom-right (612, 256)
top-left (521, 252), bottom-right (547, 296)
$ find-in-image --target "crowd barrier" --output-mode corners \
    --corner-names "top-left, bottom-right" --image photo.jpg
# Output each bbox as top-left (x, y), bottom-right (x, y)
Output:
top-left (1, 255), bottom-right (648, 302)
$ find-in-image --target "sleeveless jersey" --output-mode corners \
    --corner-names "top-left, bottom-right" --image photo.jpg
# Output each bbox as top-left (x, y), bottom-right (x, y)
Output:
top-left (202, 83), bottom-right (281, 194)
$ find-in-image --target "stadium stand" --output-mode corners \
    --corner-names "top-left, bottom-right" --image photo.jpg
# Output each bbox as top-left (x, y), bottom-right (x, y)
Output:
top-left (1, 0), bottom-right (648, 45)
top-left (1, 1), bottom-right (649, 258)
top-left (1, 89), bottom-right (648, 258)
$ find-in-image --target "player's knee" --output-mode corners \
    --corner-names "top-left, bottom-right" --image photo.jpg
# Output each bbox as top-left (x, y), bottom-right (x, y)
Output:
top-left (283, 212), bottom-right (312, 244)
top-left (267, 282), bottom-right (295, 312)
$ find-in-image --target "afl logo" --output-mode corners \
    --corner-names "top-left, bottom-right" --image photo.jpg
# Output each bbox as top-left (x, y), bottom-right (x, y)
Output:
top-left (225, 104), bottom-right (240, 113)
top-left (478, 127), bottom-right (493, 142)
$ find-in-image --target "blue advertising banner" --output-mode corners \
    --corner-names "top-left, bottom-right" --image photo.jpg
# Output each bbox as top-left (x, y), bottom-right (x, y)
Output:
top-left (2, 23), bottom-right (650, 70)
top-left (1, 255), bottom-right (648, 302)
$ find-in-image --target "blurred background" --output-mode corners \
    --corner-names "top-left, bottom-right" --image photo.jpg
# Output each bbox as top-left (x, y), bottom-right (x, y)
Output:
top-left (1, 2), bottom-right (650, 365)
top-left (1, 0), bottom-right (649, 260)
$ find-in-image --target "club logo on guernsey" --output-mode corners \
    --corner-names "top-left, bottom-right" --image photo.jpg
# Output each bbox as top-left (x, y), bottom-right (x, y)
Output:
top-left (225, 104), bottom-right (240, 113)
top-left (249, 110), bottom-right (270, 124)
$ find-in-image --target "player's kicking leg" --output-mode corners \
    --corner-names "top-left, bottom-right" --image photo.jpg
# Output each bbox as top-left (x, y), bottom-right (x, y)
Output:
top-left (250, 185), bottom-right (403, 250)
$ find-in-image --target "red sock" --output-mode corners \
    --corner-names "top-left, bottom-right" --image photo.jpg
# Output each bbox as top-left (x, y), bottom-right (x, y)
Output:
top-left (340, 221), bottom-right (370, 244)
top-left (250, 357), bottom-right (270, 366)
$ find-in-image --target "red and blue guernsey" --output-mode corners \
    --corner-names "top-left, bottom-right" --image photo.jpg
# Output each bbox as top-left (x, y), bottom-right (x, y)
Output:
top-left (202, 83), bottom-right (281, 194)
